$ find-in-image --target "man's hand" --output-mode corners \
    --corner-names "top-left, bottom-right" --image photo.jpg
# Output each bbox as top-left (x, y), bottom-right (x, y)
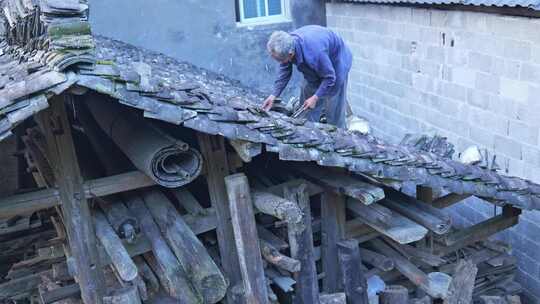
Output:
top-left (262, 95), bottom-right (276, 111)
top-left (303, 95), bottom-right (319, 109)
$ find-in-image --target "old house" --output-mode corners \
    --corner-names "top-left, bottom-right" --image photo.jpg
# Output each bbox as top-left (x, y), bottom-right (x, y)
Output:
top-left (326, 0), bottom-right (540, 301)
top-left (1, 0), bottom-right (540, 303)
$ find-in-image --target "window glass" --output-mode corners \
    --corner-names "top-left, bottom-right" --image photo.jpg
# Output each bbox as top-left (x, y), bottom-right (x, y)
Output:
top-left (268, 0), bottom-right (282, 16)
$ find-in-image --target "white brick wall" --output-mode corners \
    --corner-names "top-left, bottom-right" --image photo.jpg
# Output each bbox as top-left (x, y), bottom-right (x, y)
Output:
top-left (328, 3), bottom-right (540, 302)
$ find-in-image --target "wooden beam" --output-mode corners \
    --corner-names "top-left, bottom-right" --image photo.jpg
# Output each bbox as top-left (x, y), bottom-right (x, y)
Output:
top-left (143, 190), bottom-right (227, 303)
top-left (197, 133), bottom-right (242, 303)
top-left (225, 173), bottom-right (269, 304)
top-left (124, 193), bottom-right (201, 302)
top-left (94, 210), bottom-right (138, 282)
top-left (40, 283), bottom-right (81, 304)
top-left (337, 239), bottom-right (369, 304)
top-left (440, 206), bottom-right (521, 254)
top-left (0, 171), bottom-right (154, 219)
top-left (432, 194), bottom-right (471, 209)
top-left (294, 165), bottom-right (385, 205)
top-left (369, 238), bottom-right (445, 298)
top-left (383, 191), bottom-right (452, 235)
top-left (266, 178), bottom-right (323, 197)
top-left (347, 198), bottom-right (428, 244)
top-left (379, 285), bottom-right (409, 304)
top-left (286, 184), bottom-right (320, 304)
top-left (321, 191), bottom-right (346, 293)
top-left (37, 97), bottom-right (105, 304)
top-left (416, 186), bottom-right (434, 204)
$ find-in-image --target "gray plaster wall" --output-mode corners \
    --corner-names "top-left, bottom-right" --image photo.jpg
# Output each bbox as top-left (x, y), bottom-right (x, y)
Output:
top-left (89, 0), bottom-right (325, 99)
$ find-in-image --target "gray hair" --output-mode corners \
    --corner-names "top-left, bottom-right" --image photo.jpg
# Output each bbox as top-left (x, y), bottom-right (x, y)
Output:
top-left (267, 31), bottom-right (294, 61)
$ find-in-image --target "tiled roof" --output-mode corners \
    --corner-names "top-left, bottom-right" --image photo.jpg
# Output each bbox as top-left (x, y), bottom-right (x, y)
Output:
top-left (2, 0), bottom-right (540, 210)
top-left (337, 0), bottom-right (540, 10)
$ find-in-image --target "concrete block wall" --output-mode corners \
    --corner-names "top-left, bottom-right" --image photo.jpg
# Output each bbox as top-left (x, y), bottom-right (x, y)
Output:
top-left (327, 3), bottom-right (540, 302)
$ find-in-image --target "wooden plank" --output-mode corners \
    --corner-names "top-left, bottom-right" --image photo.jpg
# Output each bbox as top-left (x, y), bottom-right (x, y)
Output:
top-left (440, 206), bottom-right (520, 254)
top-left (252, 190), bottom-right (303, 224)
top-left (432, 194), bottom-right (471, 209)
top-left (443, 260), bottom-right (478, 304)
top-left (347, 198), bottom-right (428, 244)
top-left (40, 283), bottom-right (81, 304)
top-left (294, 166), bottom-right (385, 205)
top-left (266, 178), bottom-right (323, 197)
top-left (337, 239), bottom-right (369, 304)
top-left (0, 171), bottom-right (154, 219)
top-left (359, 248), bottom-right (394, 272)
top-left (379, 285), bottom-right (409, 304)
top-left (170, 188), bottom-right (205, 214)
top-left (321, 191), bottom-right (346, 293)
top-left (369, 238), bottom-right (445, 298)
top-left (197, 133), bottom-right (242, 303)
top-left (257, 226), bottom-right (289, 250)
top-left (124, 193), bottom-right (201, 302)
top-left (38, 97), bottom-right (105, 304)
top-left (381, 193), bottom-right (452, 235)
top-left (103, 285), bottom-right (141, 304)
top-left (225, 173), bottom-right (269, 304)
top-left (260, 239), bottom-right (300, 273)
top-left (143, 189), bottom-right (227, 303)
top-left (285, 184), bottom-right (320, 304)
top-left (94, 210), bottom-right (138, 282)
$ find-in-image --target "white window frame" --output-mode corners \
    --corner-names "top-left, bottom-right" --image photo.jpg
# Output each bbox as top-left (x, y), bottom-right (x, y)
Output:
top-left (237, 0), bottom-right (290, 26)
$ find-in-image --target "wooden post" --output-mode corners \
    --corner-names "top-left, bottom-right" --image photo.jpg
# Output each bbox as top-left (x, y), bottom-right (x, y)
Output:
top-left (285, 184), bottom-right (320, 304)
top-left (379, 285), bottom-right (409, 304)
top-left (321, 191), bottom-right (346, 292)
top-left (143, 189), bottom-right (227, 303)
top-left (225, 173), bottom-right (269, 304)
top-left (337, 239), bottom-right (369, 304)
top-left (93, 210), bottom-right (138, 282)
top-left (197, 133), bottom-right (242, 303)
top-left (37, 96), bottom-right (105, 304)
top-left (125, 194), bottom-right (201, 302)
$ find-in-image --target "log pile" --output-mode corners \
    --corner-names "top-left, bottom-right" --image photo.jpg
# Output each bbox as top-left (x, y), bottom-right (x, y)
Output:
top-left (0, 96), bottom-right (526, 304)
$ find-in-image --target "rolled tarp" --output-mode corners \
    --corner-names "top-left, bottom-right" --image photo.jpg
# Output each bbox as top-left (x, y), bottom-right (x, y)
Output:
top-left (85, 94), bottom-right (202, 188)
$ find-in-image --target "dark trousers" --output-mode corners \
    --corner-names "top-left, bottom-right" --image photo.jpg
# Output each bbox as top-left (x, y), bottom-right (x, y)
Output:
top-left (300, 78), bottom-right (348, 129)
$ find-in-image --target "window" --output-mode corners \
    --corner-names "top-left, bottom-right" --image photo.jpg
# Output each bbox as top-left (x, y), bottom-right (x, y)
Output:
top-left (237, 0), bottom-right (289, 25)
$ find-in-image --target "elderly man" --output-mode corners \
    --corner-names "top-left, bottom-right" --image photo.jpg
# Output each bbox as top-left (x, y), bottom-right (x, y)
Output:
top-left (262, 25), bottom-right (352, 128)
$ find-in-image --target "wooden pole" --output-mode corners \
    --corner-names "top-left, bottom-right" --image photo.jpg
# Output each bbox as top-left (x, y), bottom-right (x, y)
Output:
top-left (337, 239), bottom-right (369, 304)
top-left (0, 171), bottom-right (154, 219)
top-left (93, 210), bottom-right (138, 282)
top-left (197, 133), bottom-right (242, 303)
top-left (225, 173), bottom-right (269, 304)
top-left (379, 285), bottom-right (409, 304)
top-left (285, 184), bottom-right (320, 304)
top-left (321, 191), bottom-right (346, 292)
top-left (124, 193), bottom-right (201, 302)
top-left (143, 189), bottom-right (227, 303)
top-left (103, 285), bottom-right (141, 304)
top-left (37, 96), bottom-right (105, 304)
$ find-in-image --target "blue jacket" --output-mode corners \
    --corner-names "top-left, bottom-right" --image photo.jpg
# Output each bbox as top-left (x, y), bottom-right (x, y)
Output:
top-left (271, 25), bottom-right (352, 98)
